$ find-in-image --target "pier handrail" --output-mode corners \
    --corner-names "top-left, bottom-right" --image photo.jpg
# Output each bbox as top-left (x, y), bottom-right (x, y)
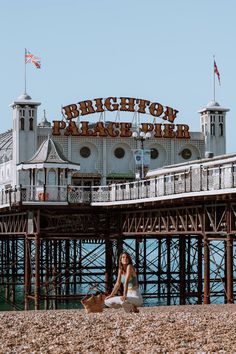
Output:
top-left (90, 162), bottom-right (236, 204)
top-left (0, 159), bottom-right (236, 208)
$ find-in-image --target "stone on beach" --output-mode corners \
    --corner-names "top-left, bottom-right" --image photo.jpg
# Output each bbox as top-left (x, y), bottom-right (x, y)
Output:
top-left (0, 304), bottom-right (235, 353)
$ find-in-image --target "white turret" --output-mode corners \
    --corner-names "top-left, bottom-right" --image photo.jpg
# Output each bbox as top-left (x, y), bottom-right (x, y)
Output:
top-left (198, 101), bottom-right (229, 157)
top-left (10, 93), bottom-right (41, 186)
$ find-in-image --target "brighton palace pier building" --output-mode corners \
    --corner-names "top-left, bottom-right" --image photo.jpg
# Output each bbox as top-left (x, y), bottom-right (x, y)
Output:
top-left (2, 93), bottom-right (236, 310)
top-left (0, 94), bottom-right (229, 189)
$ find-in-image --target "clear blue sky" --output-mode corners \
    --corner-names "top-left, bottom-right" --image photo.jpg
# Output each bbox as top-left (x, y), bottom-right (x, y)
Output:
top-left (1, 0), bottom-right (236, 152)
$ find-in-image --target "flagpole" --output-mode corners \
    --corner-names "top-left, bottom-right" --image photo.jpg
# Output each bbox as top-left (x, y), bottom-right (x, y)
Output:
top-left (213, 55), bottom-right (215, 101)
top-left (24, 48), bottom-right (27, 94)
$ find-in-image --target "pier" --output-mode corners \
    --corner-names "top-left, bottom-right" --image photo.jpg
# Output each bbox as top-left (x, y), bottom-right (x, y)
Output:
top-left (0, 153), bottom-right (236, 309)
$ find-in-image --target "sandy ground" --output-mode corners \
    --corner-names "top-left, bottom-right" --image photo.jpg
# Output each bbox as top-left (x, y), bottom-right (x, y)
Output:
top-left (0, 304), bottom-right (236, 353)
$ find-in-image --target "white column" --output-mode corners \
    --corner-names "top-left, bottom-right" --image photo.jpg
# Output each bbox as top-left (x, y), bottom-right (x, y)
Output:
top-left (102, 138), bottom-right (107, 185)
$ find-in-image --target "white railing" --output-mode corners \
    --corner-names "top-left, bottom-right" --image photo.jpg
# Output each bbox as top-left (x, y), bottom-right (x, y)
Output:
top-left (91, 163), bottom-right (236, 204)
top-left (0, 185), bottom-right (92, 207)
top-left (20, 185), bottom-right (68, 202)
top-left (0, 161), bottom-right (236, 208)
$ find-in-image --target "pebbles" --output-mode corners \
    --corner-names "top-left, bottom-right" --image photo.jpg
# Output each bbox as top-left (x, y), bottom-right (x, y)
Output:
top-left (0, 304), bottom-right (236, 353)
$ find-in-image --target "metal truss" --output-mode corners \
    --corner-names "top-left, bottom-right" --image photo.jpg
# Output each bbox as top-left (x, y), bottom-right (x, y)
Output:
top-left (122, 236), bottom-right (202, 306)
top-left (122, 206), bottom-right (203, 236)
top-left (0, 238), bottom-right (25, 310)
top-left (0, 201), bottom-right (236, 310)
top-left (23, 238), bottom-right (109, 310)
top-left (0, 212), bottom-right (28, 235)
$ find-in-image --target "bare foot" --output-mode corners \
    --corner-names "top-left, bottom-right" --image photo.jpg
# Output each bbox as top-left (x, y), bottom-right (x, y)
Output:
top-left (132, 305), bottom-right (139, 313)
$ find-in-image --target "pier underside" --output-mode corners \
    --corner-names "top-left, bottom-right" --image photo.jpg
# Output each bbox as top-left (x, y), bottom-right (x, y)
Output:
top-left (0, 200), bottom-right (236, 310)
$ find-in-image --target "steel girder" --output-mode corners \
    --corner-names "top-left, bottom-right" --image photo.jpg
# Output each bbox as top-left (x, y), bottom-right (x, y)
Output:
top-left (0, 202), bottom-right (236, 309)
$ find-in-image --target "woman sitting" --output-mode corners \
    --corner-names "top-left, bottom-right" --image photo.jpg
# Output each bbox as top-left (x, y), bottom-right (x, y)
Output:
top-left (105, 252), bottom-right (143, 313)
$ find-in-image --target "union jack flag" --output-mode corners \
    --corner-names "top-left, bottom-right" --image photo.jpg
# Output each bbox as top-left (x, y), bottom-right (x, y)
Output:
top-left (214, 60), bottom-right (220, 85)
top-left (25, 50), bottom-right (41, 69)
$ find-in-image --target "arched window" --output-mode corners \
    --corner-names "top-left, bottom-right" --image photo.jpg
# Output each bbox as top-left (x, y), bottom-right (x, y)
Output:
top-left (37, 170), bottom-right (44, 185)
top-left (210, 123), bottom-right (215, 136)
top-left (48, 169), bottom-right (56, 185)
top-left (20, 118), bottom-right (25, 130)
top-left (29, 109), bottom-right (34, 117)
top-left (29, 118), bottom-right (34, 131)
top-left (219, 123), bottom-right (224, 136)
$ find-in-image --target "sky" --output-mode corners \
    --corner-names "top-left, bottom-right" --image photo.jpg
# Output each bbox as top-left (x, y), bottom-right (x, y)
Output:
top-left (1, 0), bottom-right (236, 152)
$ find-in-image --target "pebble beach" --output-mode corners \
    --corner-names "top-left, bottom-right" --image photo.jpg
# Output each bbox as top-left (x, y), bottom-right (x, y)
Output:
top-left (0, 304), bottom-right (236, 353)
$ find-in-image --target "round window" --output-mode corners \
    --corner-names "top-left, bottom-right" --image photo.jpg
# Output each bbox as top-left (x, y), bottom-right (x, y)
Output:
top-left (181, 148), bottom-right (192, 160)
top-left (114, 147), bottom-right (125, 158)
top-left (150, 148), bottom-right (159, 159)
top-left (80, 146), bottom-right (91, 158)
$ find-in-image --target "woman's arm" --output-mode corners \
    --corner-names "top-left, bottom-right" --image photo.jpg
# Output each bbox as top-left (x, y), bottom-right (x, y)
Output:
top-left (106, 269), bottom-right (122, 298)
top-left (122, 265), bottom-right (133, 300)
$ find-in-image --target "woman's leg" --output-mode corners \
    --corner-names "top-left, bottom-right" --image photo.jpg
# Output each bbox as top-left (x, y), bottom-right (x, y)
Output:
top-left (105, 296), bottom-right (122, 309)
top-left (126, 289), bottom-right (143, 307)
top-left (120, 289), bottom-right (143, 313)
top-left (105, 290), bottom-right (143, 312)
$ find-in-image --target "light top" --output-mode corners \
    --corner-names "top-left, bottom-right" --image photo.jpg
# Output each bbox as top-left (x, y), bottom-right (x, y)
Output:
top-left (17, 93), bottom-right (32, 101)
top-left (206, 100), bottom-right (220, 108)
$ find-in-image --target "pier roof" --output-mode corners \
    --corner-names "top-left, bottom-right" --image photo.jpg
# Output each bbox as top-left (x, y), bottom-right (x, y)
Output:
top-left (0, 129), bottom-right (12, 162)
top-left (17, 137), bottom-right (80, 171)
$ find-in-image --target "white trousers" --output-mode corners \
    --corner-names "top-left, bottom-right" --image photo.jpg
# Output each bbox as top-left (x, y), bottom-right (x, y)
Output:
top-left (105, 288), bottom-right (143, 309)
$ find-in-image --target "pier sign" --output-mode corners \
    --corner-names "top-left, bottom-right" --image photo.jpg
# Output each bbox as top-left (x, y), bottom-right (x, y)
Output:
top-left (62, 97), bottom-right (178, 122)
top-left (52, 96), bottom-right (190, 139)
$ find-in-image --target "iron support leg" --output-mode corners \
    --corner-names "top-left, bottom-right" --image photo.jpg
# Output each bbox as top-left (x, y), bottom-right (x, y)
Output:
top-left (179, 236), bottom-right (186, 305)
top-left (226, 235), bottom-right (234, 304)
top-left (197, 237), bottom-right (203, 304)
top-left (203, 239), bottom-right (210, 304)
top-left (105, 239), bottom-right (113, 294)
top-left (24, 236), bottom-right (31, 310)
top-left (167, 238), bottom-right (171, 305)
top-left (34, 233), bottom-right (40, 310)
top-left (143, 238), bottom-right (147, 291)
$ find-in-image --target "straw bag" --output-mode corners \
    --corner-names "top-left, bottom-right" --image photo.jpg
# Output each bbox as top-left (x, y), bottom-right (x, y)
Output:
top-left (81, 285), bottom-right (106, 313)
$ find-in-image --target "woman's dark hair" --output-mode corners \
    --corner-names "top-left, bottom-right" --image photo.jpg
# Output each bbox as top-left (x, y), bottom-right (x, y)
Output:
top-left (118, 252), bottom-right (133, 273)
